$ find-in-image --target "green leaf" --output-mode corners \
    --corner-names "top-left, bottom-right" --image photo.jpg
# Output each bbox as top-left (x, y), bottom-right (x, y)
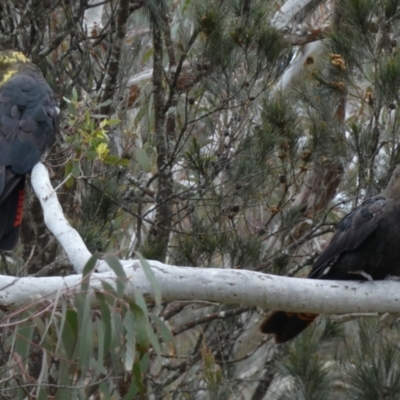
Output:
top-left (100, 280), bottom-right (118, 298)
top-left (142, 47), bottom-right (154, 63)
top-left (72, 162), bottom-right (81, 177)
top-left (64, 161), bottom-right (75, 188)
top-left (37, 387), bottom-right (48, 400)
top-left (132, 359), bottom-right (146, 395)
top-left (87, 150), bottom-right (98, 160)
top-left (99, 382), bottom-right (111, 398)
top-left (136, 252), bottom-right (162, 306)
top-left (106, 119), bottom-right (121, 126)
top-left (76, 252), bottom-right (95, 377)
top-left (123, 379), bottom-right (139, 399)
top-left (148, 325), bottom-right (162, 358)
top-left (103, 253), bottom-right (126, 297)
top-left (64, 160), bottom-right (74, 177)
top-left (134, 148), bottom-right (152, 172)
top-left (31, 315), bottom-right (46, 335)
top-left (76, 295), bottom-right (93, 376)
top-left (110, 310), bottom-right (124, 375)
top-left (55, 298), bottom-right (68, 354)
top-left (15, 316), bottom-right (35, 367)
top-left (123, 310), bottom-right (136, 371)
top-left (95, 318), bottom-right (105, 375)
top-left (150, 313), bottom-right (174, 342)
top-left (61, 309), bottom-right (78, 359)
top-left (81, 253), bottom-right (100, 292)
top-left (116, 158), bottom-right (130, 167)
top-left (58, 355), bottom-right (76, 398)
top-left (133, 290), bottom-right (149, 319)
top-left (135, 251), bottom-right (162, 306)
top-left (139, 352), bottom-right (150, 373)
top-left (96, 293), bottom-right (112, 355)
top-left (93, 99), bottom-right (113, 110)
top-left (72, 87), bottom-right (78, 101)
top-left (131, 304), bottom-right (149, 351)
top-left (102, 154), bottom-right (118, 164)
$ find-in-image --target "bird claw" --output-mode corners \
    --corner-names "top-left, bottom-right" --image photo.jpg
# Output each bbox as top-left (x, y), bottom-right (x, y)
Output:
top-left (352, 270), bottom-right (374, 281)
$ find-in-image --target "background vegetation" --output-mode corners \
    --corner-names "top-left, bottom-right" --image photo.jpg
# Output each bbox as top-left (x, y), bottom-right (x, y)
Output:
top-left (1, 0), bottom-right (400, 398)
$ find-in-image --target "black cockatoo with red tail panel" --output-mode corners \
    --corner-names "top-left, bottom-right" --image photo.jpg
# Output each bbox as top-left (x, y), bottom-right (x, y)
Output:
top-left (0, 51), bottom-right (57, 250)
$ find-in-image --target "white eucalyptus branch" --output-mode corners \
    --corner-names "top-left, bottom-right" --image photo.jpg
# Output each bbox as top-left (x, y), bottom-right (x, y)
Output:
top-left (31, 163), bottom-right (93, 273)
top-left (21, 163), bottom-right (400, 319)
top-left (272, 0), bottom-right (325, 30)
top-left (0, 260), bottom-right (400, 316)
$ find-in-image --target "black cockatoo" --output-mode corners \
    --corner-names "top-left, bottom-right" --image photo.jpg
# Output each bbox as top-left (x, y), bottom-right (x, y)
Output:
top-left (261, 194), bottom-right (400, 343)
top-left (0, 51), bottom-right (57, 250)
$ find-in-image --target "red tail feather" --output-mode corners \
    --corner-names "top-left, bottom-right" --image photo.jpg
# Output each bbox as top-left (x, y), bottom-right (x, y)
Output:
top-left (260, 311), bottom-right (318, 343)
top-left (13, 189), bottom-right (24, 227)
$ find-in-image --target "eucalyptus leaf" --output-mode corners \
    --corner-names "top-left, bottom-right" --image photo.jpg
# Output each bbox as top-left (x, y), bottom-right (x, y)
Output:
top-left (134, 148), bottom-right (152, 172)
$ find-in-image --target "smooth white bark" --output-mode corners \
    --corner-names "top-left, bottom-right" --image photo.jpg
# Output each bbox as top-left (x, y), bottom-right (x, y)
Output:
top-left (1, 260), bottom-right (400, 314)
top-left (272, 0), bottom-right (324, 30)
top-left (31, 163), bottom-right (93, 273)
top-left (22, 163), bottom-right (400, 317)
top-left (84, 0), bottom-right (104, 33)
top-left (273, 41), bottom-right (326, 92)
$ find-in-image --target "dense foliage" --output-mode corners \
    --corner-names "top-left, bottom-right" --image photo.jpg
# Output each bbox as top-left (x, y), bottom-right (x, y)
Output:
top-left (1, 0), bottom-right (400, 398)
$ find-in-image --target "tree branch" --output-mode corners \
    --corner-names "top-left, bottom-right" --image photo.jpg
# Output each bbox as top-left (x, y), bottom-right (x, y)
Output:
top-left (100, 0), bottom-right (130, 115)
top-left (31, 163), bottom-right (92, 274)
top-left (272, 0), bottom-right (325, 30)
top-left (149, 20), bottom-right (174, 260)
top-left (0, 257), bottom-right (400, 315)
top-left (25, 163), bottom-right (400, 320)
